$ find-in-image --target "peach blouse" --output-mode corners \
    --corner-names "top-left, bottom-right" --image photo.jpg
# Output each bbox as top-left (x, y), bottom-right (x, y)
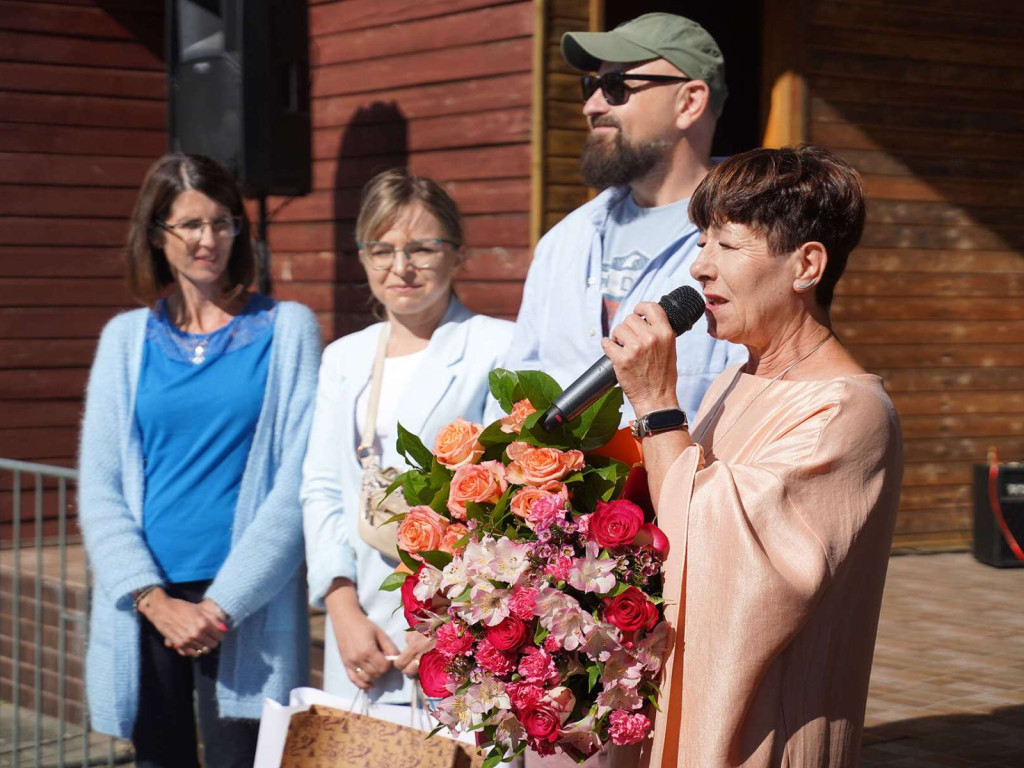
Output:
top-left (635, 366), bottom-right (903, 768)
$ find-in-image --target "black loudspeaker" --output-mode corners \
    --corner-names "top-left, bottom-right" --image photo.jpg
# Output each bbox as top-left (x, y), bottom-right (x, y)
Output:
top-left (167, 0), bottom-right (311, 196)
top-left (973, 463), bottom-right (1024, 568)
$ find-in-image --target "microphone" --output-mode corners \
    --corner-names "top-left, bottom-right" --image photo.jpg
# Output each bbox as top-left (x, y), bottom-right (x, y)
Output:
top-left (540, 285), bottom-right (706, 431)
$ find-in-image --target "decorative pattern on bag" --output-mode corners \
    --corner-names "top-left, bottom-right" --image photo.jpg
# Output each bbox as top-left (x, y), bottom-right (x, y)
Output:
top-left (280, 704), bottom-right (485, 768)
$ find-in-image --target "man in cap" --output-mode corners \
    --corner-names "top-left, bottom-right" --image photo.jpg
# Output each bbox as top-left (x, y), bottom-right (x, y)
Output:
top-left (502, 13), bottom-right (745, 426)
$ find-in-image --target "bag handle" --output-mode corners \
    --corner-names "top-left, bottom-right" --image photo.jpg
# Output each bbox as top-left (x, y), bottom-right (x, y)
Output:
top-left (357, 324), bottom-right (390, 468)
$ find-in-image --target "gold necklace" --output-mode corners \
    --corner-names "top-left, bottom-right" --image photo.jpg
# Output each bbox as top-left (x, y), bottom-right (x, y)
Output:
top-left (694, 332), bottom-right (835, 444)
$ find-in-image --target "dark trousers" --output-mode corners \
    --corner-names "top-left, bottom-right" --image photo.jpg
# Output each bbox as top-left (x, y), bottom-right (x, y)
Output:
top-left (132, 581), bottom-right (259, 768)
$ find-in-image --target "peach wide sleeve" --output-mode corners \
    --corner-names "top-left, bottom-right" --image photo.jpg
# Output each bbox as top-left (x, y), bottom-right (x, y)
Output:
top-left (637, 373), bottom-right (903, 768)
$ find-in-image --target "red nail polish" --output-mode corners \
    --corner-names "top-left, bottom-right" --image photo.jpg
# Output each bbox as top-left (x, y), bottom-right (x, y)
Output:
top-left (218, 622), bottom-right (228, 632)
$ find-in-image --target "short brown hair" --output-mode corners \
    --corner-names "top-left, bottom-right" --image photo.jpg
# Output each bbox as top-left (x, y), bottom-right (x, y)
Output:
top-left (355, 169), bottom-right (463, 247)
top-left (689, 145), bottom-right (865, 310)
top-left (125, 153), bottom-right (253, 305)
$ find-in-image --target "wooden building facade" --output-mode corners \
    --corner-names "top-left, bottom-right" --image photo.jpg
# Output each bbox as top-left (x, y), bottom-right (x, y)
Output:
top-left (1, 0), bottom-right (1023, 549)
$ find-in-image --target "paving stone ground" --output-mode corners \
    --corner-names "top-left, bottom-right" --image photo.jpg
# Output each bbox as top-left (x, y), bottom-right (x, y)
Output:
top-left (861, 552), bottom-right (1024, 767)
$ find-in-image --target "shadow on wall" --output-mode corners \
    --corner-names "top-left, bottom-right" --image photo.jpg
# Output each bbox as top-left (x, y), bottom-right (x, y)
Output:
top-left (332, 102), bottom-right (409, 340)
top-left (96, 0), bottom-right (165, 58)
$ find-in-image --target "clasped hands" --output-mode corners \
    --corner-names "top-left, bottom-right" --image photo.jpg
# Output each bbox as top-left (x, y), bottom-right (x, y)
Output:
top-left (136, 587), bottom-right (229, 658)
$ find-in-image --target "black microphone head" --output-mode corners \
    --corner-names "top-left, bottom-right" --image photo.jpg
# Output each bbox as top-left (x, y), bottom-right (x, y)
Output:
top-left (659, 285), bottom-right (706, 336)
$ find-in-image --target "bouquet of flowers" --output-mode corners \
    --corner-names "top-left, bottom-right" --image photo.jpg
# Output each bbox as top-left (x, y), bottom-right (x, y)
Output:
top-left (379, 370), bottom-right (670, 767)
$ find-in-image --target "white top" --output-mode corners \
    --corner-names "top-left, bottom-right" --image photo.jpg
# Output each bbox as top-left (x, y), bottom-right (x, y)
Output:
top-left (354, 347), bottom-right (428, 456)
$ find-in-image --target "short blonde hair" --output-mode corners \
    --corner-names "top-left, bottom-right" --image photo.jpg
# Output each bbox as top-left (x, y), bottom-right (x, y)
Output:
top-left (355, 169), bottom-right (463, 246)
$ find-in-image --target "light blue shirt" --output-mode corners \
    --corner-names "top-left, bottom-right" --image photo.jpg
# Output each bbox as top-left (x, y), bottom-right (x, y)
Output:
top-left (503, 186), bottom-right (747, 423)
top-left (136, 297), bottom-right (273, 583)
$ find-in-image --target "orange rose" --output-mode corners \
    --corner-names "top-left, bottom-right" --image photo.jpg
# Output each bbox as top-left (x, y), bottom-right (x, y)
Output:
top-left (447, 460), bottom-right (507, 520)
top-left (500, 398), bottom-right (537, 434)
top-left (433, 418), bottom-right (485, 469)
top-left (439, 522), bottom-right (470, 554)
top-left (509, 484), bottom-right (567, 520)
top-left (396, 505), bottom-right (448, 558)
top-left (506, 442), bottom-right (584, 486)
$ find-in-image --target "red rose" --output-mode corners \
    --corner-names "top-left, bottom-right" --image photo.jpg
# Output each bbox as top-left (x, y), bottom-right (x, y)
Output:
top-left (400, 568), bottom-right (431, 628)
top-left (589, 499), bottom-right (644, 548)
top-left (602, 587), bottom-right (659, 633)
top-left (632, 522), bottom-right (670, 557)
top-left (484, 615), bottom-right (528, 651)
top-left (418, 649), bottom-right (452, 698)
top-left (521, 704), bottom-right (561, 744)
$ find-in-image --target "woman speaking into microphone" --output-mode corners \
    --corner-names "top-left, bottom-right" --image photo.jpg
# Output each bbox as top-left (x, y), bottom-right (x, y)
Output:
top-left (603, 145), bottom-right (903, 768)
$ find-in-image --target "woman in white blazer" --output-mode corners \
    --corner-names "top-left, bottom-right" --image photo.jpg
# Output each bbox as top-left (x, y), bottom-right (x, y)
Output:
top-left (301, 169), bottom-right (514, 704)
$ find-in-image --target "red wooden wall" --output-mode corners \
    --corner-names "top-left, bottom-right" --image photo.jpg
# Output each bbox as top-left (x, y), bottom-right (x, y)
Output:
top-left (0, 0), bottom-right (164, 477)
top-left (269, 0), bottom-right (534, 339)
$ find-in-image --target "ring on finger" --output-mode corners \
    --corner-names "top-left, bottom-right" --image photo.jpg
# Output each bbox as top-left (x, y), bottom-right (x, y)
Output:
top-left (354, 666), bottom-right (364, 675)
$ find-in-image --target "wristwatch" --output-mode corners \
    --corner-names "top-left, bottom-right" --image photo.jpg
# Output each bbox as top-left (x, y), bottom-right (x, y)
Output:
top-left (630, 408), bottom-right (689, 439)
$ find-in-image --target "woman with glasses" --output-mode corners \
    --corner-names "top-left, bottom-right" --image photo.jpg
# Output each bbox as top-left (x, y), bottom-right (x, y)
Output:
top-left (301, 168), bottom-right (513, 702)
top-left (78, 153), bottom-right (320, 768)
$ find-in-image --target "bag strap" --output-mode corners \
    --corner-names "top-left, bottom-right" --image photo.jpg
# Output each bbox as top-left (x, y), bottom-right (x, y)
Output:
top-left (358, 324), bottom-right (390, 468)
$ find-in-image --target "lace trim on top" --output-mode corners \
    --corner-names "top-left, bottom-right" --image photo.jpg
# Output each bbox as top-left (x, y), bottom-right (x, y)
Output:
top-left (146, 293), bottom-right (276, 365)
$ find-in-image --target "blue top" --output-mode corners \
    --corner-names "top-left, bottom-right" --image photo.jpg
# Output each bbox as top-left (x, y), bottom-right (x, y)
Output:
top-left (136, 295), bottom-right (274, 583)
top-left (78, 299), bottom-right (321, 737)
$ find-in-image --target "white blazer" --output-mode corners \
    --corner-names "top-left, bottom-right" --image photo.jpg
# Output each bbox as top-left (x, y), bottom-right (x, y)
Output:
top-left (300, 298), bottom-right (513, 703)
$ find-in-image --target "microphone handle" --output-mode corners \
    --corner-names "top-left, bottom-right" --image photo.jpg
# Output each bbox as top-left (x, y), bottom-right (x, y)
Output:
top-left (540, 356), bottom-right (617, 431)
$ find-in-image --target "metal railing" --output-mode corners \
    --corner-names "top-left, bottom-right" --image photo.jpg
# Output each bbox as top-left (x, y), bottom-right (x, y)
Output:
top-left (0, 458), bottom-right (130, 767)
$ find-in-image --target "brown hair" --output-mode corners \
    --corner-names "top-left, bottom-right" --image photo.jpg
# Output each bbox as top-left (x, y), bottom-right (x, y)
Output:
top-left (355, 168), bottom-right (463, 246)
top-left (124, 153), bottom-right (254, 306)
top-left (689, 145), bottom-right (865, 310)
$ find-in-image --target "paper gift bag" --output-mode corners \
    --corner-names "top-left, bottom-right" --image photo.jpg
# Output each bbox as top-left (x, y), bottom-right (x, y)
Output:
top-left (280, 703), bottom-right (485, 768)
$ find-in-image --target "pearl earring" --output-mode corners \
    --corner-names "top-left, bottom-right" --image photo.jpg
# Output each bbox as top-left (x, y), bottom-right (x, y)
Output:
top-left (796, 278), bottom-right (820, 291)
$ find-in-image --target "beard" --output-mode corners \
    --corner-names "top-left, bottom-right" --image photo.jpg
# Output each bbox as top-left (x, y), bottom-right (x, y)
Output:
top-left (579, 121), bottom-right (671, 190)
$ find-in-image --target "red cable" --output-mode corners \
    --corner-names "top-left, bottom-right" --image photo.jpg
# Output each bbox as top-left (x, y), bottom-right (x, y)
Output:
top-left (988, 462), bottom-right (1024, 564)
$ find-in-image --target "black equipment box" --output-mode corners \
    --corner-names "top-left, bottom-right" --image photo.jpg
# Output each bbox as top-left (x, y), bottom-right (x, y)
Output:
top-left (973, 463), bottom-right (1024, 568)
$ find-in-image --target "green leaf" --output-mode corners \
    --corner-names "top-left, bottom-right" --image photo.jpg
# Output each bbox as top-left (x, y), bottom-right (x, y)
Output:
top-left (428, 484), bottom-right (450, 516)
top-left (379, 571), bottom-right (408, 592)
top-left (481, 748), bottom-right (504, 768)
top-left (419, 549), bottom-right (453, 570)
top-left (402, 471), bottom-right (433, 506)
top-left (488, 368), bottom-right (520, 414)
top-left (578, 387), bottom-right (625, 451)
top-left (478, 419), bottom-right (516, 450)
top-left (464, 501), bottom-right (489, 524)
top-left (490, 487), bottom-right (513, 528)
top-left (534, 623), bottom-right (549, 645)
top-left (515, 370), bottom-right (563, 412)
top-left (398, 547), bottom-right (420, 573)
top-left (587, 662), bottom-right (603, 692)
top-left (519, 410), bottom-right (575, 450)
top-left (379, 512), bottom-right (408, 527)
top-left (396, 422), bottom-right (435, 470)
top-left (426, 724), bottom-right (445, 738)
top-left (647, 693), bottom-right (662, 712)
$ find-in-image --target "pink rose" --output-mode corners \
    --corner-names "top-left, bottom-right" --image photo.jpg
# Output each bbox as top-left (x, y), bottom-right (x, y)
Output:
top-left (484, 615), bottom-right (528, 651)
top-left (508, 586), bottom-right (539, 621)
top-left (474, 638), bottom-right (516, 678)
top-left (506, 442), bottom-right (584, 487)
top-left (396, 505), bottom-right (448, 558)
top-left (446, 460), bottom-right (506, 519)
top-left (608, 709), bottom-right (651, 746)
top-left (439, 522), bottom-right (470, 554)
top-left (435, 620), bottom-right (475, 658)
top-left (433, 417), bottom-right (485, 468)
top-left (500, 398), bottom-right (537, 434)
top-left (588, 499), bottom-right (644, 548)
top-left (418, 649), bottom-right (452, 698)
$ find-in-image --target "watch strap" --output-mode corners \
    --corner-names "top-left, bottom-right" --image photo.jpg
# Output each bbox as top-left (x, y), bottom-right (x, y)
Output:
top-left (631, 408), bottom-right (688, 439)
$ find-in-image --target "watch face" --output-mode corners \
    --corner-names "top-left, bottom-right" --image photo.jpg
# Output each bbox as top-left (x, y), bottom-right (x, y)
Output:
top-left (648, 409), bottom-right (687, 432)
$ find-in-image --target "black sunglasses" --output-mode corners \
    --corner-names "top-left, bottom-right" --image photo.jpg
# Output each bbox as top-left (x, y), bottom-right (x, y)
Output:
top-left (581, 72), bottom-right (693, 106)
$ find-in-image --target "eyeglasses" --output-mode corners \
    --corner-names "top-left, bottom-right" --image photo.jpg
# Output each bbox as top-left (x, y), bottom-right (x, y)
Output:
top-left (158, 216), bottom-right (243, 245)
top-left (358, 238), bottom-right (458, 271)
top-left (581, 72), bottom-right (693, 106)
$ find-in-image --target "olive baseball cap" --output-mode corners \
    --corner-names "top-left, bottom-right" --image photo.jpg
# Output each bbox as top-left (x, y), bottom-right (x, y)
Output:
top-left (561, 13), bottom-right (728, 114)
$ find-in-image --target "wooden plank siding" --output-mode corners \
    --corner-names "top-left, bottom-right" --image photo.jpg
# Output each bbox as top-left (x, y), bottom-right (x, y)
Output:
top-left (0, 0), bottom-right (163, 493)
top-left (281, 0), bottom-right (535, 339)
top-left (805, 0), bottom-right (1024, 549)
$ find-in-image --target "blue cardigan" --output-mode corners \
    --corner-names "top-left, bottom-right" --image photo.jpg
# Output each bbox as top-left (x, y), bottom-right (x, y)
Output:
top-left (77, 300), bottom-right (321, 737)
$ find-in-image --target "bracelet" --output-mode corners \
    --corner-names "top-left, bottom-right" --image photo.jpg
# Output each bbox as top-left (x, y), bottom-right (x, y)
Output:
top-left (133, 584), bottom-right (162, 613)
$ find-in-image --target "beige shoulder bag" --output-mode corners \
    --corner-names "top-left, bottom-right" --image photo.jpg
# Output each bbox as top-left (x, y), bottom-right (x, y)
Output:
top-left (356, 325), bottom-right (409, 559)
